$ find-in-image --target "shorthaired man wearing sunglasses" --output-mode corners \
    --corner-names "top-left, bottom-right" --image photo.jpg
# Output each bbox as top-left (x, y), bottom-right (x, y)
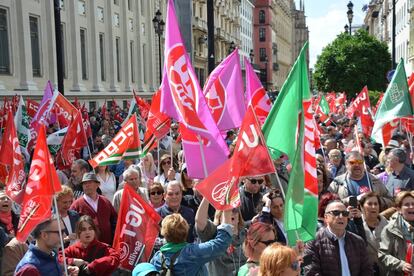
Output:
top-left (303, 201), bottom-right (373, 276)
top-left (328, 151), bottom-right (392, 211)
top-left (239, 177), bottom-right (266, 226)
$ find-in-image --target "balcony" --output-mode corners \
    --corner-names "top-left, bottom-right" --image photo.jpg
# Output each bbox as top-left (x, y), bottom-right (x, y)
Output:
top-left (193, 16), bottom-right (207, 31)
top-left (273, 63), bottom-right (279, 71)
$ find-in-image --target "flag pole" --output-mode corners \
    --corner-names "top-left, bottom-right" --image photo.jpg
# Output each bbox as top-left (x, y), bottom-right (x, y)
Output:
top-left (354, 125), bottom-right (373, 191)
top-left (197, 134), bottom-right (208, 178)
top-left (157, 140), bottom-right (160, 174)
top-left (273, 172), bottom-right (286, 199)
top-left (169, 128), bottom-right (173, 163)
top-left (53, 196), bottom-right (69, 276)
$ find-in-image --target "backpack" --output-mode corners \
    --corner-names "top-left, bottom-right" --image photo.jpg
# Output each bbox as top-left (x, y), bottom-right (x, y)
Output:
top-left (159, 249), bottom-right (182, 276)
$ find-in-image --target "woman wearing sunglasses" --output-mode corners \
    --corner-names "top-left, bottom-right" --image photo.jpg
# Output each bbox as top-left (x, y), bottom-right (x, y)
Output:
top-left (258, 243), bottom-right (301, 276)
top-left (148, 183), bottom-right (165, 209)
top-left (154, 154), bottom-right (180, 187)
top-left (379, 191), bottom-right (414, 276)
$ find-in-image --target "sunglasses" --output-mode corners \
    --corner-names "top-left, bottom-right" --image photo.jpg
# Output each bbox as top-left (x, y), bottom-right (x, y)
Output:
top-left (162, 160), bottom-right (171, 165)
top-left (290, 260), bottom-right (301, 271)
top-left (249, 179), bottom-right (264, 185)
top-left (259, 239), bottom-right (276, 246)
top-left (150, 191), bottom-right (163, 196)
top-left (326, 210), bottom-right (349, 217)
top-left (348, 160), bottom-right (364, 165)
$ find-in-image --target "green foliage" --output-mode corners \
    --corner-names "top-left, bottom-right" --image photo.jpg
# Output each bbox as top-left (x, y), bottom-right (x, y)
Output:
top-left (313, 29), bottom-right (391, 97)
top-left (368, 90), bottom-right (383, 107)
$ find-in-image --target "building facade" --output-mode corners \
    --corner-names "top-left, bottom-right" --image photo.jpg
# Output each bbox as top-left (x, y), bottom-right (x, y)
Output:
top-left (240, 0), bottom-right (254, 73)
top-left (292, 0), bottom-right (309, 66)
top-left (0, 0), bottom-right (161, 108)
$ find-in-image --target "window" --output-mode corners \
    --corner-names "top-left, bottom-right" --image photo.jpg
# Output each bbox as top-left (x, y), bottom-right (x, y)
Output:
top-left (80, 28), bottom-right (88, 80)
top-left (116, 37), bottom-right (121, 82)
top-left (89, 101), bottom-right (96, 111)
top-left (97, 7), bottom-right (104, 22)
top-left (99, 33), bottom-right (105, 81)
top-left (78, 0), bottom-right (85, 15)
top-left (259, 10), bottom-right (265, 24)
top-left (259, 48), bottom-right (266, 62)
top-left (114, 13), bottom-right (120, 27)
top-left (129, 18), bottom-right (133, 31)
top-left (130, 41), bottom-right (134, 83)
top-left (30, 16), bottom-right (41, 77)
top-left (259, 27), bottom-right (265, 42)
top-left (0, 8), bottom-right (10, 74)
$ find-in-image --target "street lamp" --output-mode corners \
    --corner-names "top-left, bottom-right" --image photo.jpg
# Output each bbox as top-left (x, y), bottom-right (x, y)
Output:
top-left (228, 41), bottom-right (236, 54)
top-left (344, 24), bottom-right (349, 34)
top-left (347, 1), bottom-right (354, 35)
top-left (249, 49), bottom-right (254, 64)
top-left (152, 10), bottom-right (165, 84)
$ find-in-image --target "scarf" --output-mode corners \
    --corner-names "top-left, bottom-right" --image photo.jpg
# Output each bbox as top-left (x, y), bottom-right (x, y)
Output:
top-left (160, 242), bottom-right (187, 253)
top-left (0, 212), bottom-right (14, 234)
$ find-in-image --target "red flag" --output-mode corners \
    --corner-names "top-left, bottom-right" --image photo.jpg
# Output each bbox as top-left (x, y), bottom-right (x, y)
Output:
top-left (16, 125), bottom-right (62, 242)
top-left (60, 111), bottom-right (88, 164)
top-left (0, 109), bottom-right (26, 204)
top-left (102, 100), bottom-right (108, 119)
top-left (54, 93), bottom-right (78, 127)
top-left (304, 100), bottom-right (318, 196)
top-left (382, 119), bottom-right (399, 147)
top-left (26, 99), bottom-right (40, 118)
top-left (372, 93), bottom-right (384, 116)
top-left (73, 97), bottom-right (81, 110)
top-left (195, 105), bottom-right (276, 210)
top-left (133, 91), bottom-right (151, 120)
top-left (112, 185), bottom-right (161, 269)
top-left (81, 109), bottom-right (93, 138)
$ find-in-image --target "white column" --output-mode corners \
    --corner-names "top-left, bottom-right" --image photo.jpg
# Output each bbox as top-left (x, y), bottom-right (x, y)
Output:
top-left (106, 0), bottom-right (118, 91)
top-left (89, 0), bottom-right (104, 91)
top-left (121, 0), bottom-right (131, 91)
top-left (68, 0), bottom-right (85, 91)
top-left (42, 0), bottom-right (57, 87)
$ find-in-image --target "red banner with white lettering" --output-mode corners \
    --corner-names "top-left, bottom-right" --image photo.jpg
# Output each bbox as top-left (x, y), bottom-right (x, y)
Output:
top-left (112, 185), bottom-right (161, 270)
top-left (26, 99), bottom-right (39, 118)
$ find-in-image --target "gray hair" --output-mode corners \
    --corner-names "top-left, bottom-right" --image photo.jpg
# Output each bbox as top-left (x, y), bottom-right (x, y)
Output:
top-left (345, 151), bottom-right (363, 161)
top-left (73, 159), bottom-right (90, 172)
top-left (122, 167), bottom-right (141, 180)
top-left (389, 148), bottom-right (407, 163)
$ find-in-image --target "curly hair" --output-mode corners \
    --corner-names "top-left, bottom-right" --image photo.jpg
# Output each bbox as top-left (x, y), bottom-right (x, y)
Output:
top-left (259, 243), bottom-right (297, 276)
top-left (161, 213), bottom-right (189, 243)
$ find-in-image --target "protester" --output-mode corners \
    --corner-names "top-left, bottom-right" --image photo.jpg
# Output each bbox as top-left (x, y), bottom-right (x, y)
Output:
top-left (326, 149), bottom-right (346, 182)
top-left (196, 198), bottom-right (247, 275)
top-left (359, 192), bottom-right (388, 275)
top-left (15, 216), bottom-right (79, 275)
top-left (148, 182), bottom-right (165, 209)
top-left (1, 238), bottom-right (28, 276)
top-left (238, 221), bottom-right (276, 276)
top-left (113, 168), bottom-right (149, 212)
top-left (0, 190), bottom-right (18, 238)
top-left (180, 164), bottom-right (194, 196)
top-left (379, 191), bottom-right (414, 275)
top-left (96, 164), bottom-right (117, 202)
top-left (328, 151), bottom-right (392, 210)
top-left (70, 172), bottom-right (117, 245)
top-left (132, 262), bottom-right (159, 276)
top-left (150, 212), bottom-right (233, 275)
top-left (385, 148), bottom-right (414, 196)
top-left (66, 159), bottom-right (90, 199)
top-left (138, 153), bottom-right (157, 188)
top-left (59, 215), bottom-right (120, 276)
top-left (157, 181), bottom-right (195, 243)
top-left (258, 243), bottom-right (301, 276)
top-left (154, 154), bottom-right (180, 186)
top-left (317, 166), bottom-right (329, 196)
top-left (303, 200), bottom-right (372, 275)
top-left (56, 186), bottom-right (80, 247)
top-left (239, 177), bottom-right (265, 225)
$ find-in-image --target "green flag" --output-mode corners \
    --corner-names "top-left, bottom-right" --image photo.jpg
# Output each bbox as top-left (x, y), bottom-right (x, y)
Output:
top-left (371, 59), bottom-right (414, 145)
top-left (319, 94), bottom-right (330, 114)
top-left (14, 96), bottom-right (31, 148)
top-left (262, 42), bottom-right (318, 245)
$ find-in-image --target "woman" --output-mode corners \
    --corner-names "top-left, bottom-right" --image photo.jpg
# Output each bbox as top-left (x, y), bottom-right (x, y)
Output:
top-left (196, 198), bottom-right (247, 275)
top-left (359, 192), bottom-right (388, 275)
top-left (379, 191), bottom-right (414, 276)
top-left (258, 243), bottom-right (301, 276)
top-left (180, 164), bottom-right (194, 197)
top-left (150, 212), bottom-right (233, 275)
top-left (317, 166), bottom-right (329, 197)
top-left (56, 186), bottom-right (80, 247)
top-left (0, 190), bottom-right (18, 239)
top-left (154, 154), bottom-right (179, 186)
top-left (148, 182), bottom-right (165, 209)
top-left (238, 221), bottom-right (276, 276)
top-left (59, 215), bottom-right (120, 276)
top-left (96, 165), bottom-right (117, 202)
top-left (138, 153), bottom-right (157, 188)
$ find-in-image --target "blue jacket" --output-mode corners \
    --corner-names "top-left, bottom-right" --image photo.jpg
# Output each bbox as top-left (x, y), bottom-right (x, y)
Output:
top-left (15, 244), bottom-right (62, 275)
top-left (150, 224), bottom-right (233, 276)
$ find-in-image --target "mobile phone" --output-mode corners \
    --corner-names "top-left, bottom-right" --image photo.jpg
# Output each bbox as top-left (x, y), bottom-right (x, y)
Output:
top-left (349, 196), bottom-right (358, 208)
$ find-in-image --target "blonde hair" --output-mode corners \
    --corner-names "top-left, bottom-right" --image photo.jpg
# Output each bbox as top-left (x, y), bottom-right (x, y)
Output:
top-left (259, 243), bottom-right (297, 276)
top-left (161, 213), bottom-right (189, 243)
top-left (56, 186), bottom-right (74, 201)
top-left (396, 191), bottom-right (414, 208)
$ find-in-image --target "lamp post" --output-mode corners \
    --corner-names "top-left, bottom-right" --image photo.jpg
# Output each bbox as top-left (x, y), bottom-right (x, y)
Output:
top-left (347, 1), bottom-right (354, 35)
top-left (228, 41), bottom-right (236, 54)
top-left (344, 24), bottom-right (349, 34)
top-left (152, 10), bottom-right (165, 84)
top-left (249, 49), bottom-right (254, 63)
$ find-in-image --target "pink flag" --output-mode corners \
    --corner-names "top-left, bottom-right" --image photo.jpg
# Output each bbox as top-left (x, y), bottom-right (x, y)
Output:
top-left (27, 81), bottom-right (57, 150)
top-left (160, 0), bottom-right (229, 178)
top-left (203, 49), bottom-right (246, 130)
top-left (245, 58), bottom-right (272, 125)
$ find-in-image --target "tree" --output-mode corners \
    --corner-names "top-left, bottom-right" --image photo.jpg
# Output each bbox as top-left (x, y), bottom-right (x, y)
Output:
top-left (313, 29), bottom-right (391, 98)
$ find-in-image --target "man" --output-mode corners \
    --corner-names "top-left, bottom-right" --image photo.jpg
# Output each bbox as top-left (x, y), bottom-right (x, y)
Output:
top-left (326, 149), bottom-right (346, 182)
top-left (303, 201), bottom-right (372, 275)
top-left (113, 167), bottom-right (149, 212)
top-left (362, 141), bottom-right (379, 170)
top-left (157, 181), bottom-right (195, 243)
top-left (328, 151), bottom-right (392, 210)
top-left (239, 177), bottom-right (264, 224)
top-left (15, 216), bottom-right (78, 275)
top-left (70, 172), bottom-right (117, 245)
top-left (65, 159), bottom-right (90, 199)
top-left (386, 148), bottom-right (414, 196)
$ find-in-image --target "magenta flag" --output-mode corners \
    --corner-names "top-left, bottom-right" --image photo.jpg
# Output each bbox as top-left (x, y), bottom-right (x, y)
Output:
top-left (245, 58), bottom-right (272, 125)
top-left (160, 0), bottom-right (229, 178)
top-left (27, 81), bottom-right (57, 150)
top-left (203, 49), bottom-right (246, 131)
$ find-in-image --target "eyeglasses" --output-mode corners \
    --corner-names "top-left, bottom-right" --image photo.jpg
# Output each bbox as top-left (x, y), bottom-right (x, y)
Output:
top-left (249, 179), bottom-right (264, 185)
top-left (162, 160), bottom-right (171, 165)
top-left (348, 160), bottom-right (364, 165)
top-left (44, 229), bottom-right (66, 235)
top-left (290, 260), bottom-right (300, 271)
top-left (259, 239), bottom-right (276, 246)
top-left (326, 210), bottom-right (349, 217)
top-left (150, 191), bottom-right (163, 196)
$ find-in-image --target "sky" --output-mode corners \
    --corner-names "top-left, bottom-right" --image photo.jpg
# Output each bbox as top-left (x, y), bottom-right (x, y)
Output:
top-left (297, 0), bottom-right (368, 68)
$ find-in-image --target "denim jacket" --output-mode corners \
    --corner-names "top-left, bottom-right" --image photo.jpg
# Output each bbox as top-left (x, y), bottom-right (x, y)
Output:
top-left (150, 224), bottom-right (233, 276)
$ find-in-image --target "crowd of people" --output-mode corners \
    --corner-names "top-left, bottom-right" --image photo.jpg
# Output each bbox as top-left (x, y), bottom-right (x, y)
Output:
top-left (1, 101), bottom-right (414, 276)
